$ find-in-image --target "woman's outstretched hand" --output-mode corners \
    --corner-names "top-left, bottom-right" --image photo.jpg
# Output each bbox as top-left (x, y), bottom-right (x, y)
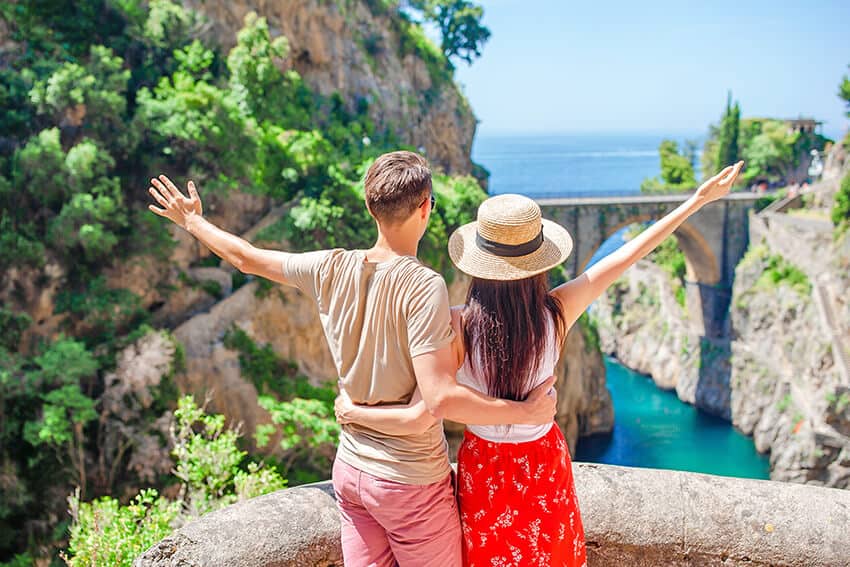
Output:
top-left (693, 160), bottom-right (745, 204)
top-left (148, 175), bottom-right (203, 229)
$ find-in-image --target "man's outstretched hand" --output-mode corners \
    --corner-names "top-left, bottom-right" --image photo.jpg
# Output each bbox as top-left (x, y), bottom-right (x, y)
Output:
top-left (148, 175), bottom-right (203, 229)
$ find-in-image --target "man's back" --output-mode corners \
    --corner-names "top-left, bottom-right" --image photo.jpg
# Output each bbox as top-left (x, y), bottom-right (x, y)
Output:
top-left (283, 248), bottom-right (454, 484)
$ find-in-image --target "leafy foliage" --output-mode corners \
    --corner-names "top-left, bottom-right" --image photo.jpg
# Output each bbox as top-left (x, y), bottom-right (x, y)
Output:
top-left (840, 65), bottom-right (850, 147)
top-left (641, 140), bottom-right (697, 193)
top-left (742, 244), bottom-right (811, 296)
top-left (700, 95), bottom-right (829, 187)
top-left (715, 91), bottom-right (740, 173)
top-left (831, 172), bottom-right (850, 235)
top-left (0, 1), bottom-right (484, 562)
top-left (407, 0), bottom-right (491, 66)
top-left (64, 396), bottom-right (287, 566)
top-left (223, 326), bottom-right (339, 480)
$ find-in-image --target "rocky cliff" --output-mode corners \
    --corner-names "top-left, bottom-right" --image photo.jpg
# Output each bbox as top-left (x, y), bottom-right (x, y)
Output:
top-left (186, 0), bottom-right (476, 175)
top-left (590, 260), bottom-right (732, 418)
top-left (592, 145), bottom-right (850, 487)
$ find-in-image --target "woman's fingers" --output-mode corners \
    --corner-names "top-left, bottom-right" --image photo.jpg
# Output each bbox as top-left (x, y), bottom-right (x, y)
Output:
top-left (720, 161), bottom-right (744, 185)
top-left (148, 203), bottom-right (167, 216)
top-left (188, 180), bottom-right (200, 202)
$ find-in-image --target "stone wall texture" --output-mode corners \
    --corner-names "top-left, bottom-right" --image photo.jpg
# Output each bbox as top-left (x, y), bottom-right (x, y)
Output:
top-left (135, 464), bottom-right (850, 567)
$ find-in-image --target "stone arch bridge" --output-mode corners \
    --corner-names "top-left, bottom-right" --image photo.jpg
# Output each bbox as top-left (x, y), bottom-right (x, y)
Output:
top-left (538, 192), bottom-right (763, 338)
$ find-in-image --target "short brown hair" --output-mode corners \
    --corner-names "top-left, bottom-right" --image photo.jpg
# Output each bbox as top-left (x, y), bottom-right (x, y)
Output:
top-left (364, 151), bottom-right (432, 224)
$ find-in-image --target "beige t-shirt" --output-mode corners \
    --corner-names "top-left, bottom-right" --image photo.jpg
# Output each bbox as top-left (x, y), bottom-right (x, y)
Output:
top-left (282, 248), bottom-right (455, 485)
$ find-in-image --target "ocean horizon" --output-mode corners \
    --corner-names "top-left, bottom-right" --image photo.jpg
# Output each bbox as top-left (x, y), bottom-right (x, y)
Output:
top-left (472, 131), bottom-right (704, 198)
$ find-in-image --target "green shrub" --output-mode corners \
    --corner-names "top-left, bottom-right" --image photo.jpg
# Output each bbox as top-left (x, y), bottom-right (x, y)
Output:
top-left (64, 395), bottom-right (287, 566)
top-left (0, 309), bottom-right (31, 351)
top-left (831, 172), bottom-right (850, 235)
top-left (65, 488), bottom-right (181, 567)
top-left (755, 253), bottom-right (811, 296)
top-left (641, 140), bottom-right (697, 193)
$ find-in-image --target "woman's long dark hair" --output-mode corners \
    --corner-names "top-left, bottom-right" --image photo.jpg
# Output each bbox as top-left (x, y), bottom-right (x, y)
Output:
top-left (462, 272), bottom-right (566, 401)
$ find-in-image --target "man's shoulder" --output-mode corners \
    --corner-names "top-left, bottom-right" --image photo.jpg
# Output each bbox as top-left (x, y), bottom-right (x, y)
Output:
top-left (392, 257), bottom-right (447, 289)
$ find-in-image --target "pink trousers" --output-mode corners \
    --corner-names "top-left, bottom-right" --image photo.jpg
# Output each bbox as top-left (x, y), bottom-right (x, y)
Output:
top-left (332, 458), bottom-right (462, 567)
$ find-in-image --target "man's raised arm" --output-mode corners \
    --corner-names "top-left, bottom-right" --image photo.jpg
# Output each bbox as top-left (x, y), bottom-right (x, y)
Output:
top-left (148, 175), bottom-right (293, 285)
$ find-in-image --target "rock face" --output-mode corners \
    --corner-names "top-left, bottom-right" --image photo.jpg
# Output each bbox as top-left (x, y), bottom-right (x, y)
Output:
top-left (185, 0), bottom-right (476, 175)
top-left (591, 260), bottom-right (732, 419)
top-left (593, 198), bottom-right (850, 488)
top-left (729, 213), bottom-right (850, 488)
top-left (135, 464), bottom-right (850, 567)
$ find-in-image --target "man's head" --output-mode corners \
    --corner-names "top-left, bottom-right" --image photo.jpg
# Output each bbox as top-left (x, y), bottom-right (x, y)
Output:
top-left (364, 151), bottom-right (433, 235)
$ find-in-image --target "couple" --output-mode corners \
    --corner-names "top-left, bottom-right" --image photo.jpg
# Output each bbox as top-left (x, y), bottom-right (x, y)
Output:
top-left (147, 151), bottom-right (743, 566)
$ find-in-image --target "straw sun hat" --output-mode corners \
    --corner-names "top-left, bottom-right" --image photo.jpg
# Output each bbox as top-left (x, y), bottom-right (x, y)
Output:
top-left (448, 194), bottom-right (574, 281)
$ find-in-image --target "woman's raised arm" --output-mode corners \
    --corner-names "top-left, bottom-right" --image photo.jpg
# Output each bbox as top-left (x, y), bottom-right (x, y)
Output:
top-left (551, 161), bottom-right (744, 327)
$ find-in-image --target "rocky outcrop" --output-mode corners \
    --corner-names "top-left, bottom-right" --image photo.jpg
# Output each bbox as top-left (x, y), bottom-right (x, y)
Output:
top-left (591, 260), bottom-right (732, 418)
top-left (593, 204), bottom-right (850, 487)
top-left (730, 213), bottom-right (850, 488)
top-left (135, 464), bottom-right (850, 567)
top-left (185, 0), bottom-right (476, 174)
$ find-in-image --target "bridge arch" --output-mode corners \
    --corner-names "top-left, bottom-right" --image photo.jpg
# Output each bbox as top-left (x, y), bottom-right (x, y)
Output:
top-left (576, 216), bottom-right (721, 286)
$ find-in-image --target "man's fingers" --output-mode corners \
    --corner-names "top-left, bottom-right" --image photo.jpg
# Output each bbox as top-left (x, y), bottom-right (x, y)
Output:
top-left (149, 186), bottom-right (169, 208)
top-left (530, 375), bottom-right (557, 399)
top-left (148, 204), bottom-right (168, 216)
top-left (151, 178), bottom-right (175, 202)
top-left (159, 174), bottom-right (185, 199)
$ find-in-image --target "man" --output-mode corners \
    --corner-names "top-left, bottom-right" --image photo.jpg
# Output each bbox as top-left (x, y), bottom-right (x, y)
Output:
top-left (147, 151), bottom-right (557, 566)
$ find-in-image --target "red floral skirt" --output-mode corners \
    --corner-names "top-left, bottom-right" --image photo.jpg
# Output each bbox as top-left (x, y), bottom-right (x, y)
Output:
top-left (456, 423), bottom-right (587, 567)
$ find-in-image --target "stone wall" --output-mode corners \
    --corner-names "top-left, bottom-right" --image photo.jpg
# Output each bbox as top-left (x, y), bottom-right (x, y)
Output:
top-left (135, 464), bottom-right (850, 567)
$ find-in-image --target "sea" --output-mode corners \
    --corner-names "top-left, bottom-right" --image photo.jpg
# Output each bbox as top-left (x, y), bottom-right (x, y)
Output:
top-left (471, 131), bottom-right (770, 479)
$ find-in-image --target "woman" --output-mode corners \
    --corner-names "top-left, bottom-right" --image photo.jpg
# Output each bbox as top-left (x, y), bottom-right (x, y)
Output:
top-left (336, 161), bottom-right (744, 566)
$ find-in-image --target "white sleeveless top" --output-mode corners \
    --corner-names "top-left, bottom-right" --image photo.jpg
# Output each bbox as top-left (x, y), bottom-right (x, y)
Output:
top-left (456, 316), bottom-right (559, 443)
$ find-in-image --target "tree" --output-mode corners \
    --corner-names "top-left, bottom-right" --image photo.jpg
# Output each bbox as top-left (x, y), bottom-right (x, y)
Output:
top-left (740, 119), bottom-right (798, 185)
top-left (29, 45), bottom-right (130, 147)
top-left (640, 140), bottom-right (697, 193)
top-left (715, 91), bottom-right (740, 172)
top-left (22, 338), bottom-right (100, 498)
top-left (407, 0), bottom-right (491, 65)
top-left (840, 65), bottom-right (850, 147)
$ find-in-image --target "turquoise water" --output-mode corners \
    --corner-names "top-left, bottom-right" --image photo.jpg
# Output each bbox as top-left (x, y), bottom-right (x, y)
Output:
top-left (574, 358), bottom-right (770, 479)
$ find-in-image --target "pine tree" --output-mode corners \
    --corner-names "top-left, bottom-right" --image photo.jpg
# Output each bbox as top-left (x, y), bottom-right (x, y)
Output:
top-left (716, 91), bottom-right (741, 169)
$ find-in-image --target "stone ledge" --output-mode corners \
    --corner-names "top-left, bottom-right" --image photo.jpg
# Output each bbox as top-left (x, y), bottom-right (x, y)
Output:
top-left (135, 463), bottom-right (850, 567)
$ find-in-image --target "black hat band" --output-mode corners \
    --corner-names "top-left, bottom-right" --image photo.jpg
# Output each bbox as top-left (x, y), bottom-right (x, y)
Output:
top-left (475, 229), bottom-right (544, 257)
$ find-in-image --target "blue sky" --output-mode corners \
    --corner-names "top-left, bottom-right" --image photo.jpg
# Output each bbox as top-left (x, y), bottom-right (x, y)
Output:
top-left (453, 0), bottom-right (850, 140)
